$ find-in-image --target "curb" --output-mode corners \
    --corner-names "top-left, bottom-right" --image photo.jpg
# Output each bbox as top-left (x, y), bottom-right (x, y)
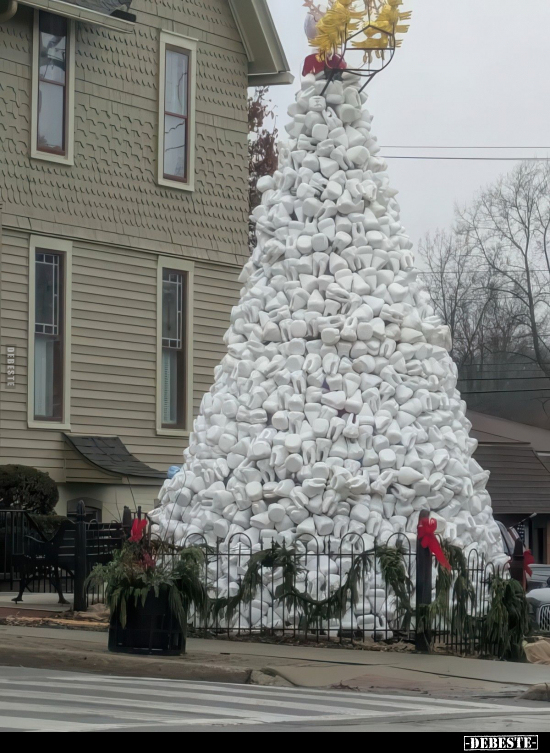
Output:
top-left (0, 643), bottom-right (253, 685)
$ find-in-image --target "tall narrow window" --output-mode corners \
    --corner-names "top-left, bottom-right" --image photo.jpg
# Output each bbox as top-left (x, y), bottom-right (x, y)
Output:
top-left (34, 252), bottom-right (64, 422)
top-left (37, 12), bottom-right (69, 156)
top-left (163, 48), bottom-right (189, 182)
top-left (158, 32), bottom-right (196, 191)
top-left (161, 269), bottom-right (185, 428)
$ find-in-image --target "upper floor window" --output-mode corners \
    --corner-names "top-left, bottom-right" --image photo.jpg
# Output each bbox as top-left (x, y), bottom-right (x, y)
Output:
top-left (38, 13), bottom-right (68, 155)
top-left (32, 12), bottom-right (75, 165)
top-left (163, 49), bottom-right (189, 183)
top-left (158, 32), bottom-right (197, 191)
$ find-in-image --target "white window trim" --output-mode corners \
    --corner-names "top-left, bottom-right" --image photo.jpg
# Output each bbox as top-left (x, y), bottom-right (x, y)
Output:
top-left (31, 9), bottom-right (76, 166)
top-left (158, 30), bottom-right (197, 193)
top-left (156, 256), bottom-right (194, 437)
top-left (28, 235), bottom-right (72, 431)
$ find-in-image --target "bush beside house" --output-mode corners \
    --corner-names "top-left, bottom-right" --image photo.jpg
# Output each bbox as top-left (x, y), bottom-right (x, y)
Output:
top-left (0, 465), bottom-right (59, 515)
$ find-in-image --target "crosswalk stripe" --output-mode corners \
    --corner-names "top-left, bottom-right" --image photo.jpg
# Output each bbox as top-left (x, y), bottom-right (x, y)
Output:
top-left (0, 684), bottom-right (547, 727)
top-left (0, 715), bottom-right (128, 733)
top-left (0, 673), bottom-right (548, 733)
top-left (0, 688), bottom-right (384, 724)
top-left (66, 675), bottom-right (519, 711)
top-left (0, 681), bottom-right (415, 717)
top-left (0, 677), bottom-right (531, 716)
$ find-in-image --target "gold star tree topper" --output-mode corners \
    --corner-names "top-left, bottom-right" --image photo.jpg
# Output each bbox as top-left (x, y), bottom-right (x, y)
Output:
top-left (304, 0), bottom-right (412, 65)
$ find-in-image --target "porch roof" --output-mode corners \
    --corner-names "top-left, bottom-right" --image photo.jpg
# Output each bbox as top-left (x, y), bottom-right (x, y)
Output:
top-left (64, 434), bottom-right (166, 480)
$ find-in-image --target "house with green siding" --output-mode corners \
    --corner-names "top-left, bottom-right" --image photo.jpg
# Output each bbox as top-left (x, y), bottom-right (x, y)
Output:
top-left (0, 0), bottom-right (291, 520)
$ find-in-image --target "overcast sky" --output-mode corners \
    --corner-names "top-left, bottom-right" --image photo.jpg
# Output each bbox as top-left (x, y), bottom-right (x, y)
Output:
top-left (265, 0), bottom-right (550, 251)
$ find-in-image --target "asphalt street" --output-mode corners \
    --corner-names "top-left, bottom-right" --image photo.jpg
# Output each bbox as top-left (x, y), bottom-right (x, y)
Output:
top-left (0, 666), bottom-right (549, 732)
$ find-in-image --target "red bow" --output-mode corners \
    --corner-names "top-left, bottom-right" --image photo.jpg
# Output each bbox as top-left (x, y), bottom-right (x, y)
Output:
top-left (418, 518), bottom-right (452, 572)
top-left (302, 53), bottom-right (347, 76)
top-left (523, 549), bottom-right (535, 578)
top-left (129, 519), bottom-right (148, 543)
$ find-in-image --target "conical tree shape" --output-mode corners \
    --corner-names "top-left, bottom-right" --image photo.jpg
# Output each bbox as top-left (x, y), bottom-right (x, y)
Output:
top-left (152, 70), bottom-right (507, 628)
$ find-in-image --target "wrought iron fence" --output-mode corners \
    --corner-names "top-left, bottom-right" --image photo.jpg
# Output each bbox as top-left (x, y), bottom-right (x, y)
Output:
top-left (0, 509), bottom-right (123, 603)
top-left (174, 532), bottom-right (507, 655)
top-left (183, 532), bottom-right (416, 645)
top-left (0, 508), bottom-right (512, 657)
top-left (431, 550), bottom-right (507, 656)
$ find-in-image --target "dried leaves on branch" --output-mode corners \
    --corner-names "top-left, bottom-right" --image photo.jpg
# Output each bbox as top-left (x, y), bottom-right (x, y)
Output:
top-left (248, 87), bottom-right (278, 252)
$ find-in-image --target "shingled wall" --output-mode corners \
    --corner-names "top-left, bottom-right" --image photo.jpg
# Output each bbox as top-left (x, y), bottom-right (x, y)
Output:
top-left (0, 1), bottom-right (247, 488)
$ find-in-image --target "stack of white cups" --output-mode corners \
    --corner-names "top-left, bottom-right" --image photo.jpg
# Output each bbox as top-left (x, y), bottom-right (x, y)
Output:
top-left (152, 70), bottom-right (507, 635)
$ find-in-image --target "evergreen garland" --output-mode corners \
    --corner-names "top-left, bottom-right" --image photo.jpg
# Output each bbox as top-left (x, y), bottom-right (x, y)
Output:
top-left (210, 543), bottom-right (412, 635)
top-left (482, 577), bottom-right (530, 661)
top-left (206, 541), bottom-right (529, 659)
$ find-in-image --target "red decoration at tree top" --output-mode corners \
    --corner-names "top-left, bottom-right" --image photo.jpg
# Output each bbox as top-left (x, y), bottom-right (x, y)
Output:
top-left (302, 53), bottom-right (347, 77)
top-left (417, 517), bottom-right (452, 572)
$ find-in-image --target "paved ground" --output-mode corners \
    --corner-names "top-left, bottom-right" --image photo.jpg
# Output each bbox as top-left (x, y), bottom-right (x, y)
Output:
top-left (0, 625), bottom-right (549, 701)
top-left (0, 666), bottom-right (549, 733)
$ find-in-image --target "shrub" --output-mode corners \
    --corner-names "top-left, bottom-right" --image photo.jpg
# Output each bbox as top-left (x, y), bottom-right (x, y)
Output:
top-left (0, 465), bottom-right (59, 515)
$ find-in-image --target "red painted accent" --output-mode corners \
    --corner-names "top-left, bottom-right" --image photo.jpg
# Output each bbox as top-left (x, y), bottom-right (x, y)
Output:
top-left (523, 549), bottom-right (535, 577)
top-left (302, 54), bottom-right (348, 76)
top-left (417, 517), bottom-right (452, 572)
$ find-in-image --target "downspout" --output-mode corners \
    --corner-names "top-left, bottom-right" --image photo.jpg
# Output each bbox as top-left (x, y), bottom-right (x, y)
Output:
top-left (0, 1), bottom-right (18, 23)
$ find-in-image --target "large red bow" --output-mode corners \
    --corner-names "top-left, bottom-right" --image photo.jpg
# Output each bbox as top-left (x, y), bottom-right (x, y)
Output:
top-left (418, 517), bottom-right (452, 571)
top-left (129, 519), bottom-right (148, 543)
top-left (523, 549), bottom-right (535, 578)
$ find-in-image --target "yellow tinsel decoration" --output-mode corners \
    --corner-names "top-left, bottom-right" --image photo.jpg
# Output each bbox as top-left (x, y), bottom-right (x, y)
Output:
top-left (309, 0), bottom-right (366, 60)
top-left (309, 0), bottom-right (412, 63)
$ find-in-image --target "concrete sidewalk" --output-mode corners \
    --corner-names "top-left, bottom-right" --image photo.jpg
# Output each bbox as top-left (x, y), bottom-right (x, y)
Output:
top-left (0, 624), bottom-right (548, 700)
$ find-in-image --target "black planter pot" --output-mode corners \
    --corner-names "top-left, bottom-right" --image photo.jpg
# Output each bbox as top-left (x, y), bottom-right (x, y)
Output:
top-left (108, 589), bottom-right (185, 656)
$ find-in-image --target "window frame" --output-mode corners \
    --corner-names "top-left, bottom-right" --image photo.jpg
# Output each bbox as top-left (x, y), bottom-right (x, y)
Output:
top-left (28, 236), bottom-right (72, 431)
top-left (156, 257), bottom-right (194, 437)
top-left (158, 31), bottom-right (197, 192)
top-left (31, 10), bottom-right (76, 166)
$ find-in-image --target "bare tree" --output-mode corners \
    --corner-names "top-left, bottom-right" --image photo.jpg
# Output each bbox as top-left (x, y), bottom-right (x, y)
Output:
top-left (457, 161), bottom-right (550, 377)
top-left (248, 87), bottom-right (278, 252)
top-left (421, 162), bottom-right (550, 378)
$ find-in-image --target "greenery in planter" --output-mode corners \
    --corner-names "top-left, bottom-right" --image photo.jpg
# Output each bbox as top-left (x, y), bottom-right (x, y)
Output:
top-left (87, 522), bottom-right (207, 635)
top-left (0, 465), bottom-right (59, 515)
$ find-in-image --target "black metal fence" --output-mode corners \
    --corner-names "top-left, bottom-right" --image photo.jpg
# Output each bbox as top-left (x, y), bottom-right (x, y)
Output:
top-left (184, 532), bottom-right (414, 644)
top-left (175, 531), bottom-right (507, 656)
top-left (0, 508), bottom-right (510, 657)
top-left (0, 508), bottom-right (123, 605)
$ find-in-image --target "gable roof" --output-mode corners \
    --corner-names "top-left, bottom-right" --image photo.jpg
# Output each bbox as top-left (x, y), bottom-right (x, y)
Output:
top-left (474, 442), bottom-right (550, 515)
top-left (468, 410), bottom-right (550, 453)
top-left (228, 0), bottom-right (293, 86)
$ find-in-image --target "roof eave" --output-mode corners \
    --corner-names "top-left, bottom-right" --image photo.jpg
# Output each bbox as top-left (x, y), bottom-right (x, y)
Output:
top-left (229, 0), bottom-right (293, 87)
top-left (19, 0), bottom-right (135, 32)
top-left (249, 71), bottom-right (295, 87)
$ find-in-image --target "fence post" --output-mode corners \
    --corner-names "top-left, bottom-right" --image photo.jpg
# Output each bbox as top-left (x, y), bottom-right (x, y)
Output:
top-left (73, 500), bottom-right (88, 612)
top-left (122, 506), bottom-right (132, 539)
top-left (415, 510), bottom-right (432, 652)
top-left (510, 539), bottom-right (526, 590)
